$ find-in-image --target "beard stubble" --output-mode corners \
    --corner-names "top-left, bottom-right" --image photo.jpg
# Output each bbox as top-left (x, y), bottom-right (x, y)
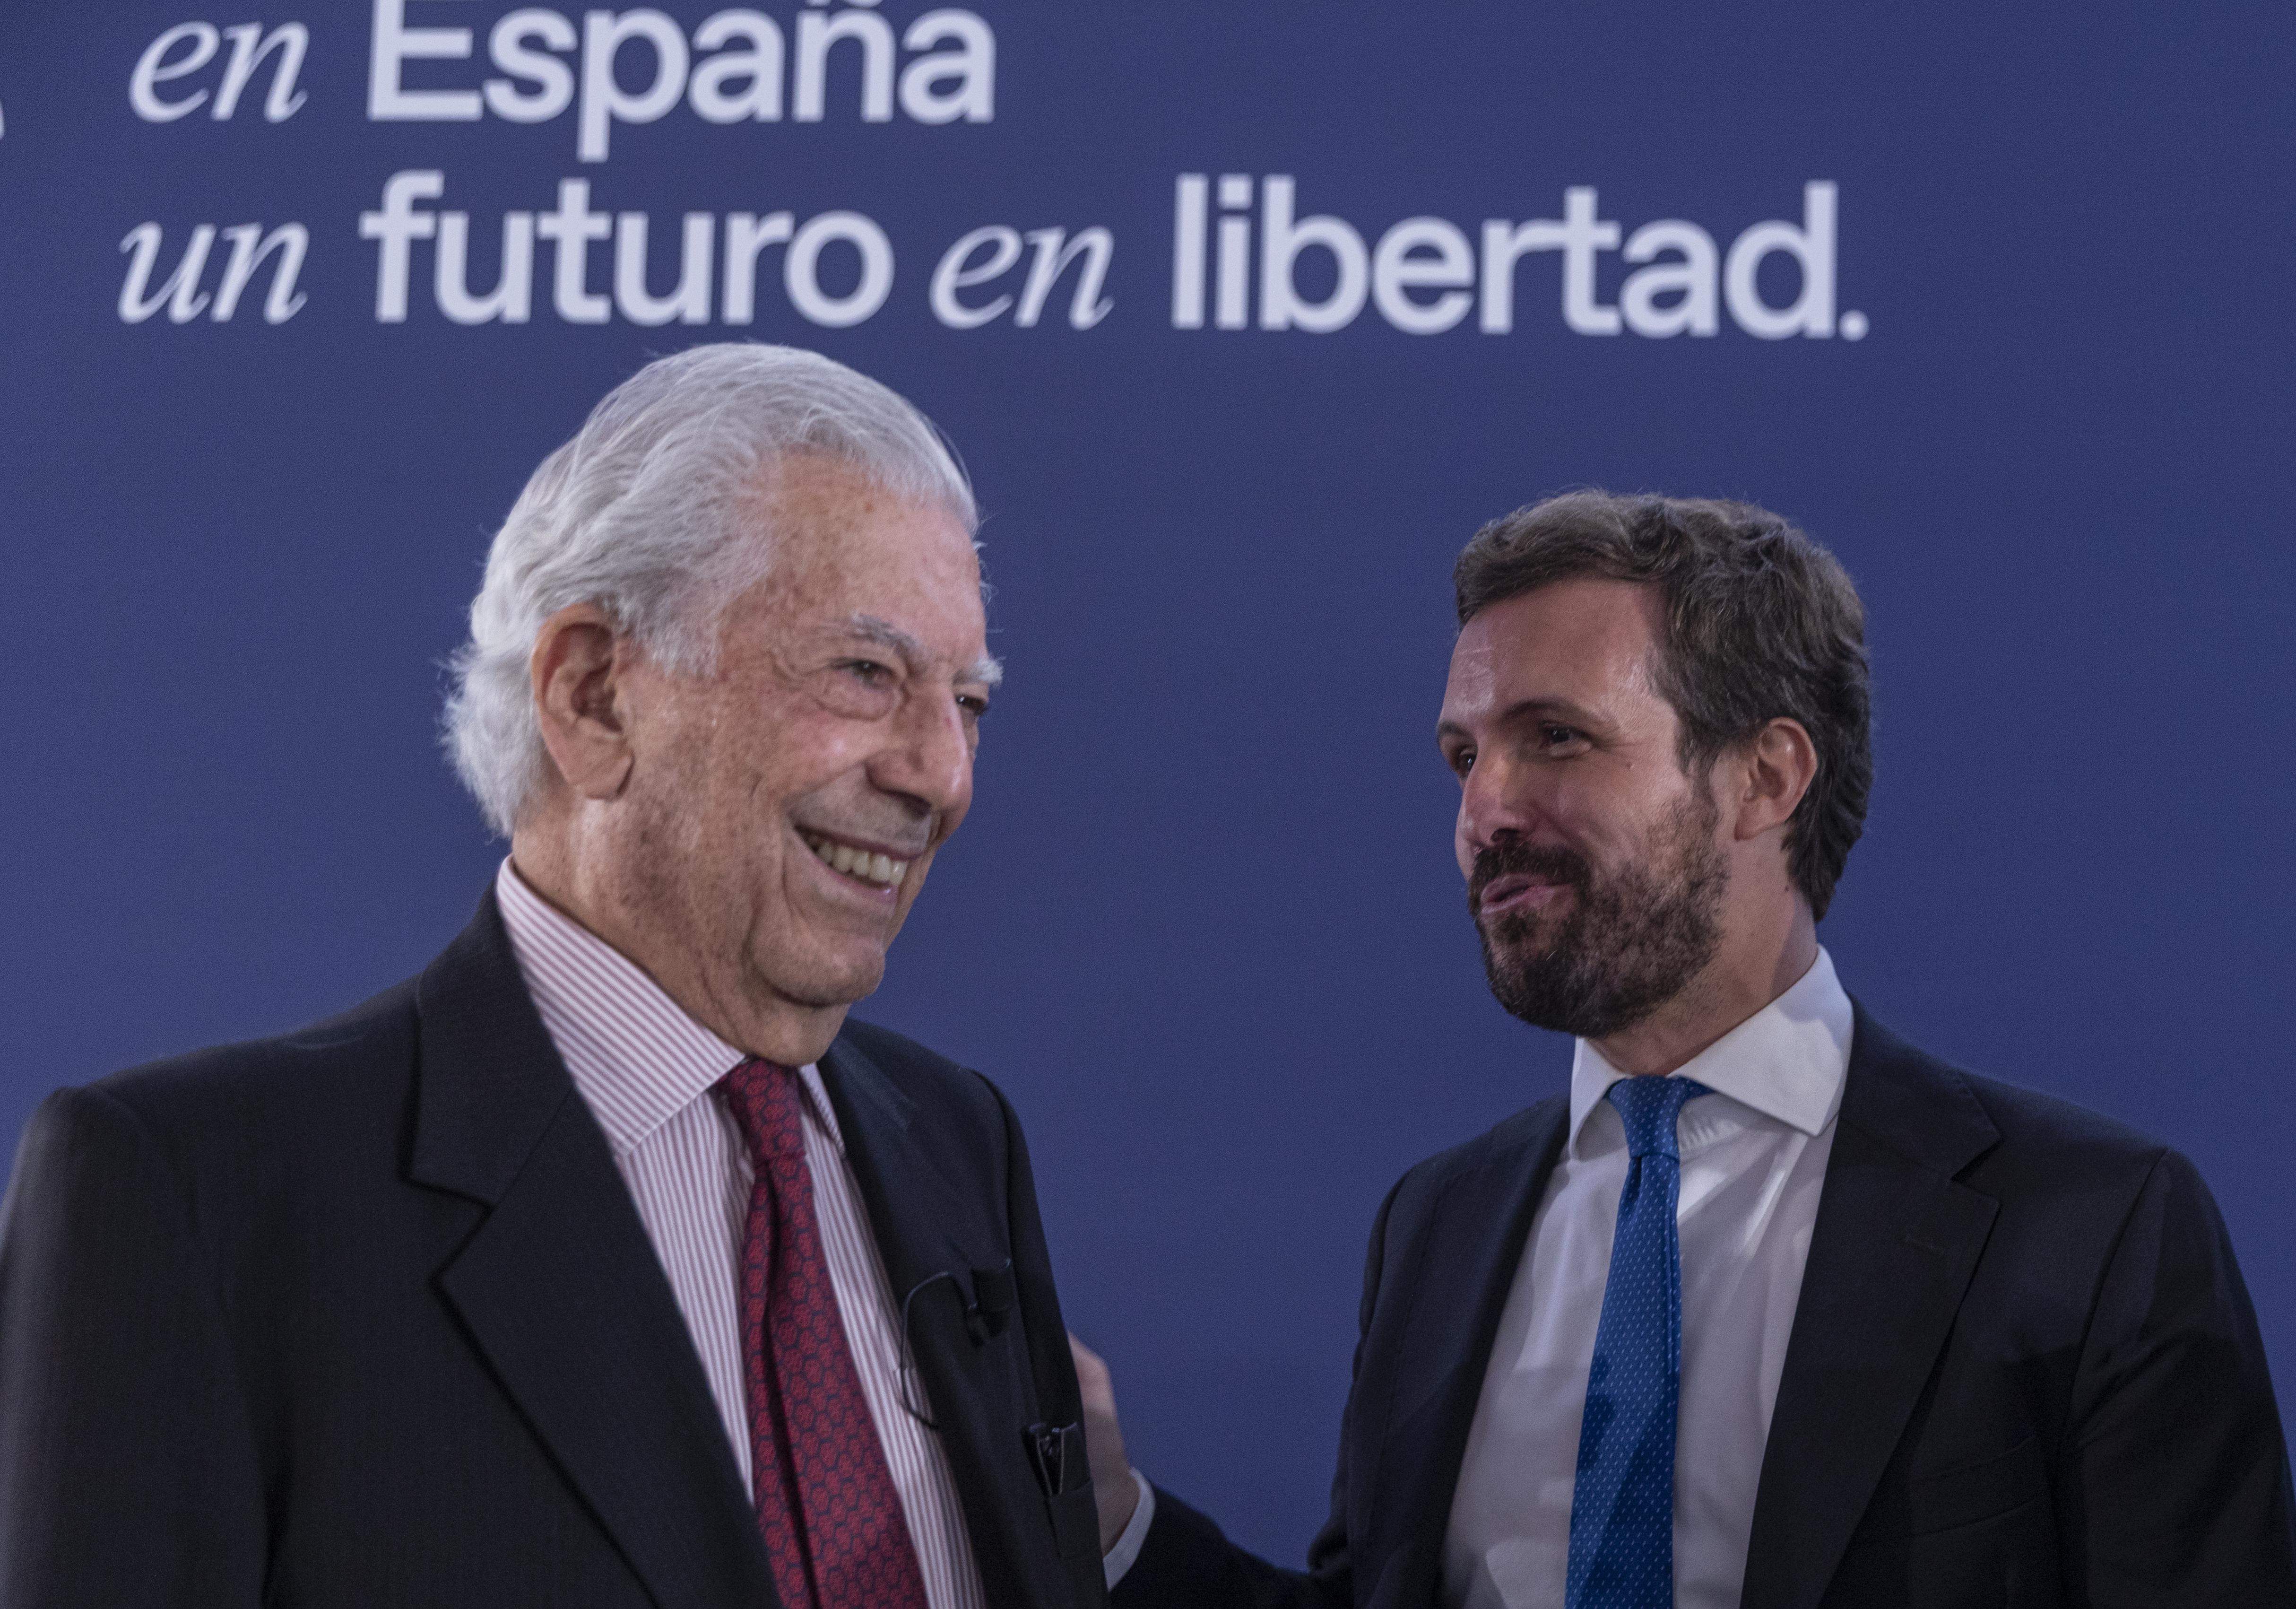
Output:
top-left (1470, 784), bottom-right (1729, 1040)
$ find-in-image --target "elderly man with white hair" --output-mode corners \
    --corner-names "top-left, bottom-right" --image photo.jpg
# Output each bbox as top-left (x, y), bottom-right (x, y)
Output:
top-left (0, 345), bottom-right (1116, 1609)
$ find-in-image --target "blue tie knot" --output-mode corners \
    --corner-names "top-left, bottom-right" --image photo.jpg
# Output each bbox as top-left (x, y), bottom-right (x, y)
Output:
top-left (1605, 1075), bottom-right (1712, 1161)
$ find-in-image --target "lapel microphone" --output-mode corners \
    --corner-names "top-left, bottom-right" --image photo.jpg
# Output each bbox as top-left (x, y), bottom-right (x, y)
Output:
top-left (893, 1260), bottom-right (1017, 1428)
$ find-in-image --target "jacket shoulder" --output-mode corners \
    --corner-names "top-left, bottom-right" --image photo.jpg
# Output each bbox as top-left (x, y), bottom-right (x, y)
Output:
top-left (1954, 1067), bottom-right (2185, 1212)
top-left (1963, 1069), bottom-right (2166, 1162)
top-left (79, 978), bottom-right (424, 1184)
top-left (1856, 1009), bottom-right (2177, 1199)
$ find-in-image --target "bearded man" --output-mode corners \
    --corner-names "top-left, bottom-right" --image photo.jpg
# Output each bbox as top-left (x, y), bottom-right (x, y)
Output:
top-left (1074, 492), bottom-right (2296, 1607)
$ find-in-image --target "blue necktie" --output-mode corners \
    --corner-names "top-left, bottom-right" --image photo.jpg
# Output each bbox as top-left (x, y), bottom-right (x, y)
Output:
top-left (1566, 1074), bottom-right (1712, 1609)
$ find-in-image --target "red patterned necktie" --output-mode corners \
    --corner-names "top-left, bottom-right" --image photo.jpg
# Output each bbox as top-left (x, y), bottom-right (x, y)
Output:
top-left (715, 1058), bottom-right (930, 1609)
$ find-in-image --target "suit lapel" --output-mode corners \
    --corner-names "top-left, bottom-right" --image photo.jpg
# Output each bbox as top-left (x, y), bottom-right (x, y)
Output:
top-left (1368, 1099), bottom-right (1571, 1602)
top-left (1739, 1003), bottom-right (2002, 1609)
top-left (817, 1035), bottom-right (1066, 1609)
top-left (815, 1035), bottom-right (997, 1310)
top-left (407, 896), bottom-right (778, 1609)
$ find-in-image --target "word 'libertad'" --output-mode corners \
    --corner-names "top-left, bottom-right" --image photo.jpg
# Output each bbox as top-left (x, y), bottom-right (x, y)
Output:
top-left (1176, 177), bottom-right (1862, 340)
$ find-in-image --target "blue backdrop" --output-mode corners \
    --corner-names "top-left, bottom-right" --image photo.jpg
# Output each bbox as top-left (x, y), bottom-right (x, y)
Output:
top-left (5, 0), bottom-right (2292, 1562)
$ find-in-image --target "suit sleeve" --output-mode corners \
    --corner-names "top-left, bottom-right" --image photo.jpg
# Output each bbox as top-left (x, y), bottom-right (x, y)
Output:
top-left (2059, 1148), bottom-right (2296, 1604)
top-left (1109, 1176), bottom-right (1405, 1609)
top-left (989, 1078), bottom-right (1113, 1609)
top-left (0, 1086), bottom-right (268, 1605)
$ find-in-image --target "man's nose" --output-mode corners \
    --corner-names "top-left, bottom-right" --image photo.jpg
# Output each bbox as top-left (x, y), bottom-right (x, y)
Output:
top-left (1460, 748), bottom-right (1544, 850)
top-left (871, 689), bottom-right (974, 825)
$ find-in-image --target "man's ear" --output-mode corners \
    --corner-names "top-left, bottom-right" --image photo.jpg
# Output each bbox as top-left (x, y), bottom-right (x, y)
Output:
top-left (1731, 717), bottom-right (1819, 843)
top-left (530, 604), bottom-right (637, 802)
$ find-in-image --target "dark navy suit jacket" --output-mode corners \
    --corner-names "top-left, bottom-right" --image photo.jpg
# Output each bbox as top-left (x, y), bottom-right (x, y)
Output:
top-left (0, 894), bottom-right (1109, 1608)
top-left (1117, 1007), bottom-right (2296, 1608)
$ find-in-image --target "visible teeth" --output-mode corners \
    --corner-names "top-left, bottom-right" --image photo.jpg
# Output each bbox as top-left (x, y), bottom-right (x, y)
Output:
top-left (802, 834), bottom-right (906, 887)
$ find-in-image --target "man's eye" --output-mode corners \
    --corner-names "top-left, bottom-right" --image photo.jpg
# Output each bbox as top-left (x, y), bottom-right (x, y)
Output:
top-left (843, 660), bottom-right (892, 685)
top-left (1541, 724), bottom-right (1584, 748)
top-left (957, 694), bottom-right (990, 719)
top-left (1450, 748), bottom-right (1475, 776)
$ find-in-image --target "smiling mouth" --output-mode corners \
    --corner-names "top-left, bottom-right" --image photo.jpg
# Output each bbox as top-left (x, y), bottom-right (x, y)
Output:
top-left (801, 832), bottom-right (910, 890)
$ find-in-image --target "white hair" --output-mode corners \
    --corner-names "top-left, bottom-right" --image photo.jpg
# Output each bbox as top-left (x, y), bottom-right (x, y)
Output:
top-left (442, 342), bottom-right (977, 837)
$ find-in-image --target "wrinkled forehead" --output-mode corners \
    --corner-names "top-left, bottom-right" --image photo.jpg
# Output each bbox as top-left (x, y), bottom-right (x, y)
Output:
top-left (765, 451), bottom-right (975, 555)
top-left (726, 463), bottom-right (995, 678)
top-left (748, 450), bottom-right (970, 586)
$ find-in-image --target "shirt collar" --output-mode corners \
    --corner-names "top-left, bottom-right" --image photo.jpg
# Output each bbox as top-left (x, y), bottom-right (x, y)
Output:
top-left (494, 858), bottom-right (846, 1158)
top-left (1566, 946), bottom-right (1853, 1155)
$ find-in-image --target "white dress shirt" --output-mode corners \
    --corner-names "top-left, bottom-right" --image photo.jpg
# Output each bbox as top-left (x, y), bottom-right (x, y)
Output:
top-left (1441, 948), bottom-right (1854, 1609)
top-left (494, 860), bottom-right (987, 1609)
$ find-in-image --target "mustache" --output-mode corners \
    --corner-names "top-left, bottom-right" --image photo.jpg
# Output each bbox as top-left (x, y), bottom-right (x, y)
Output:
top-left (1467, 839), bottom-right (1590, 915)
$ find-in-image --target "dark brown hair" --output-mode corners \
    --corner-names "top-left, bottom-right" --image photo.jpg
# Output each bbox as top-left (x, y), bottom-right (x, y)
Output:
top-left (1453, 490), bottom-right (1871, 919)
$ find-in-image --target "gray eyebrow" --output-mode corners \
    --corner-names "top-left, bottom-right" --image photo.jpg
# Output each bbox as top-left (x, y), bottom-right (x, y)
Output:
top-left (848, 614), bottom-right (1003, 691)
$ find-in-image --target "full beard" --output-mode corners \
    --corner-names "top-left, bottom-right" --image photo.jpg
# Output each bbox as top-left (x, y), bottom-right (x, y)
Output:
top-left (1470, 787), bottom-right (1729, 1039)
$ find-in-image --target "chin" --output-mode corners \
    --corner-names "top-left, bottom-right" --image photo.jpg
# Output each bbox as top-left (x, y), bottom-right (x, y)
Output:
top-left (1481, 909), bottom-right (1560, 955)
top-left (771, 947), bottom-right (889, 1012)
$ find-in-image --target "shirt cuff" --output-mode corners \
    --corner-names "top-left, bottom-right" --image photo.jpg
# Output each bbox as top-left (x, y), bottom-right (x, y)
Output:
top-left (1100, 1468), bottom-right (1155, 1589)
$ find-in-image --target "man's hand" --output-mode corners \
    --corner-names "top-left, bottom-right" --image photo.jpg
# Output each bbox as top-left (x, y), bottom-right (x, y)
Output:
top-left (1069, 1332), bottom-right (1141, 1554)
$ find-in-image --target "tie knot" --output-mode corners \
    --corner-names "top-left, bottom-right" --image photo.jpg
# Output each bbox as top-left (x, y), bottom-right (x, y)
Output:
top-left (716, 1057), bottom-right (806, 1166)
top-left (1605, 1075), bottom-right (1711, 1160)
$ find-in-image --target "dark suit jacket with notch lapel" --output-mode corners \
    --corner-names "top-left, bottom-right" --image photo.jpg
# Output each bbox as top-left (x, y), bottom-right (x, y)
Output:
top-left (0, 892), bottom-right (1110, 1609)
top-left (1114, 1004), bottom-right (2296, 1609)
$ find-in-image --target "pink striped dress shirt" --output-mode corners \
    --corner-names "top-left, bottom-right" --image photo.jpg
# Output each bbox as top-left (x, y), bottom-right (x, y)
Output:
top-left (494, 860), bottom-right (987, 1609)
